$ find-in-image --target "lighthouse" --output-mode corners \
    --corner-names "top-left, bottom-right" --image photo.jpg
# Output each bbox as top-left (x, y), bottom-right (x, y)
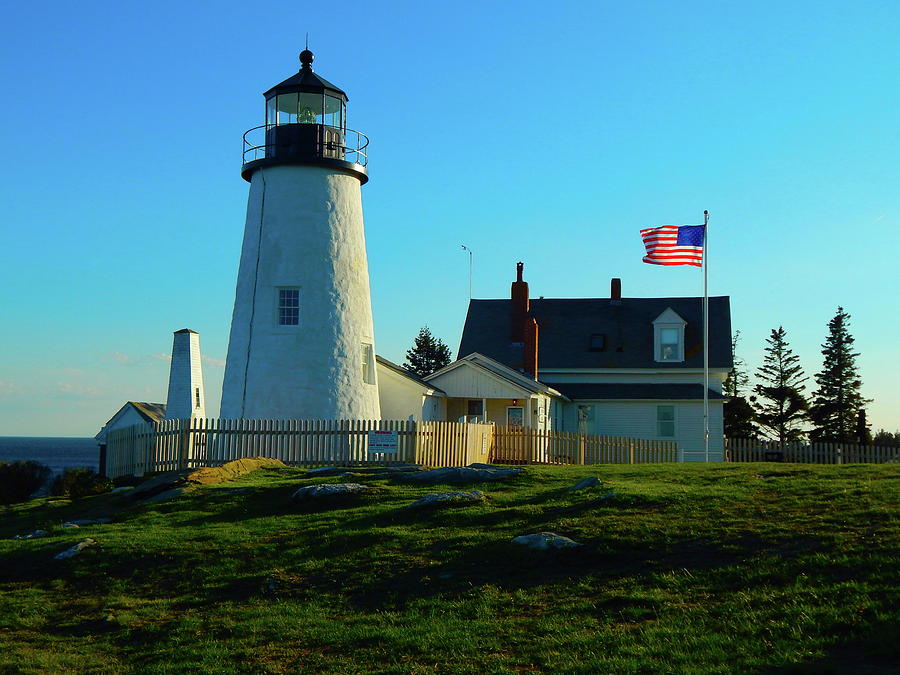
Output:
top-left (221, 49), bottom-right (380, 420)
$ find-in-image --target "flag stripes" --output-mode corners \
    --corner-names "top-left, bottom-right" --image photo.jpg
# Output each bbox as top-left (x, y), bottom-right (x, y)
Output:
top-left (640, 224), bottom-right (704, 266)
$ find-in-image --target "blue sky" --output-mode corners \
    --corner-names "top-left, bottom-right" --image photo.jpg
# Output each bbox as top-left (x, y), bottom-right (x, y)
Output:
top-left (1, 0), bottom-right (897, 437)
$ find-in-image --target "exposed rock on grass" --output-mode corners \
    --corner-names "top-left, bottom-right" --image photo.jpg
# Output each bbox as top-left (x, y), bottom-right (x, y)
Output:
top-left (407, 490), bottom-right (485, 508)
top-left (406, 465), bottom-right (525, 485)
top-left (306, 464), bottom-right (422, 478)
top-left (570, 477), bottom-right (602, 490)
top-left (54, 538), bottom-right (97, 560)
top-left (511, 532), bottom-right (582, 550)
top-left (292, 483), bottom-right (370, 501)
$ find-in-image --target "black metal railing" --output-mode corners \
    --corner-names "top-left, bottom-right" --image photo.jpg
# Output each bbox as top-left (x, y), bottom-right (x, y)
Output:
top-left (242, 124), bottom-right (369, 167)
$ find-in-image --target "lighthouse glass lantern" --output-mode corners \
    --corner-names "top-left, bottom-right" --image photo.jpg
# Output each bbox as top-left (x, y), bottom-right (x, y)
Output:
top-left (246, 49), bottom-right (361, 171)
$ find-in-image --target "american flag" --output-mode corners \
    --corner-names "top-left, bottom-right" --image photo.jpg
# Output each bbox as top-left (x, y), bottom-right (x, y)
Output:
top-left (640, 224), bottom-right (705, 267)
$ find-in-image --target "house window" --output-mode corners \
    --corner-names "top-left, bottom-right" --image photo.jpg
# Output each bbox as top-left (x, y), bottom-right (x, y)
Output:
top-left (361, 343), bottom-right (375, 384)
top-left (195, 387), bottom-right (201, 409)
top-left (652, 308), bottom-right (687, 362)
top-left (277, 288), bottom-right (300, 326)
top-left (657, 406), bottom-right (675, 437)
top-left (659, 327), bottom-right (680, 361)
top-left (589, 333), bottom-right (606, 351)
top-left (467, 400), bottom-right (483, 416)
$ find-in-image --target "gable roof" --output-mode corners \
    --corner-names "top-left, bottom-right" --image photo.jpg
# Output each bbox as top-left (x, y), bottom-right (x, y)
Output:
top-left (426, 353), bottom-right (566, 399)
top-left (458, 296), bottom-right (731, 370)
top-left (376, 355), bottom-right (445, 395)
top-left (96, 401), bottom-right (167, 442)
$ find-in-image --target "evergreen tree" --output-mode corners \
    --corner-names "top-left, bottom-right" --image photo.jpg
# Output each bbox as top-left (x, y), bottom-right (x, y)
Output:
top-left (753, 327), bottom-right (809, 444)
top-left (723, 331), bottom-right (756, 438)
top-left (403, 326), bottom-right (452, 378)
top-left (809, 307), bottom-right (870, 443)
top-left (873, 429), bottom-right (900, 446)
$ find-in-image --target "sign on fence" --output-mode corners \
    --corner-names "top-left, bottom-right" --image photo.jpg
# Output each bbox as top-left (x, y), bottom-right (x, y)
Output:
top-left (368, 429), bottom-right (398, 455)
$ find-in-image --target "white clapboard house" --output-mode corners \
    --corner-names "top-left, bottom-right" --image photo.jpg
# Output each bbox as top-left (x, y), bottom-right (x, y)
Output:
top-left (421, 263), bottom-right (732, 461)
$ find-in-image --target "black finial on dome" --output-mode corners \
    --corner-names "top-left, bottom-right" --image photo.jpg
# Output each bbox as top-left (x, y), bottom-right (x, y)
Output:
top-left (299, 48), bottom-right (314, 70)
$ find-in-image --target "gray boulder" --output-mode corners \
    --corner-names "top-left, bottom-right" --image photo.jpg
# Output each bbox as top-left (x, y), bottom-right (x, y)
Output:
top-left (11, 529), bottom-right (48, 540)
top-left (406, 465), bottom-right (524, 485)
top-left (306, 465), bottom-right (422, 478)
top-left (407, 490), bottom-right (485, 508)
top-left (570, 477), bottom-right (602, 491)
top-left (292, 483), bottom-right (370, 501)
top-left (54, 538), bottom-right (97, 560)
top-left (511, 532), bottom-right (582, 550)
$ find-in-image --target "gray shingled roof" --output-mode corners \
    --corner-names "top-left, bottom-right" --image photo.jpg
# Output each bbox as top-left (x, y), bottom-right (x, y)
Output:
top-left (458, 296), bottom-right (731, 370)
top-left (549, 383), bottom-right (725, 401)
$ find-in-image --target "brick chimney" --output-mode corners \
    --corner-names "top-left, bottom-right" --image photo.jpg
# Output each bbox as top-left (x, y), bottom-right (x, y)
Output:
top-left (510, 261), bottom-right (529, 342)
top-left (610, 277), bottom-right (622, 305)
top-left (523, 317), bottom-right (539, 379)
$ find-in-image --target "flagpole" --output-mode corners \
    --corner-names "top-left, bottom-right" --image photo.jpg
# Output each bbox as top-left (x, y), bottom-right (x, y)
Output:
top-left (703, 210), bottom-right (710, 462)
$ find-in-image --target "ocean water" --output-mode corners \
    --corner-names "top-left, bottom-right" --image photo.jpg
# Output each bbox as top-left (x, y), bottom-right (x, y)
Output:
top-left (0, 437), bottom-right (99, 475)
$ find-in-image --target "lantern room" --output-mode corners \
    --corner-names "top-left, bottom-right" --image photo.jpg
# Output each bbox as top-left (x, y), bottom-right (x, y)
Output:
top-left (241, 49), bottom-right (368, 183)
top-left (264, 50), bottom-right (347, 130)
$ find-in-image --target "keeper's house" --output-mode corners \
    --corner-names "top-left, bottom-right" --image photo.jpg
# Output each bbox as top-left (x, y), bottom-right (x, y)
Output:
top-left (424, 264), bottom-right (732, 461)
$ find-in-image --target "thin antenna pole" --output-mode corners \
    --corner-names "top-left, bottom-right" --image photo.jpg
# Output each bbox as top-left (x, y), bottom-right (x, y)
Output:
top-left (703, 210), bottom-right (710, 462)
top-left (461, 245), bottom-right (473, 300)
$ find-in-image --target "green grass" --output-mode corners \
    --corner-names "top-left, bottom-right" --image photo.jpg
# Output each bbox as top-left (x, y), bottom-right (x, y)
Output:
top-left (1, 463), bottom-right (898, 673)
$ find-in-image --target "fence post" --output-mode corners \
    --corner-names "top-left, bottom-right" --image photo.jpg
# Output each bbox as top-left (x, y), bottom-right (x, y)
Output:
top-left (578, 434), bottom-right (585, 465)
top-left (629, 441), bottom-right (635, 465)
top-left (836, 445), bottom-right (843, 465)
top-left (179, 418), bottom-right (191, 470)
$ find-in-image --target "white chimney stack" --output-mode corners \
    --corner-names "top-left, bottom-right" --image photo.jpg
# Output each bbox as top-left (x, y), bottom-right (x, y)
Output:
top-left (165, 329), bottom-right (206, 420)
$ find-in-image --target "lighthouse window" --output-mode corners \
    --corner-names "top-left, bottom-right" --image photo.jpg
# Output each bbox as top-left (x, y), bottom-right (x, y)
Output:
top-left (361, 343), bottom-right (375, 384)
top-left (298, 93), bottom-right (324, 124)
top-left (323, 95), bottom-right (343, 128)
top-left (277, 288), bottom-right (300, 326)
top-left (276, 93), bottom-right (299, 124)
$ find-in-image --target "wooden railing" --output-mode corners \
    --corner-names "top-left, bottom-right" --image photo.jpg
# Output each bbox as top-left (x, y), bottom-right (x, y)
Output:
top-left (725, 437), bottom-right (900, 464)
top-left (104, 418), bottom-right (495, 479)
top-left (492, 426), bottom-right (679, 465)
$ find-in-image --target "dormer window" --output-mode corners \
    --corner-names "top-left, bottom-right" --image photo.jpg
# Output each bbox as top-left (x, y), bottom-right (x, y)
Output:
top-left (589, 333), bottom-right (606, 351)
top-left (652, 308), bottom-right (686, 362)
top-left (659, 328), bottom-right (680, 360)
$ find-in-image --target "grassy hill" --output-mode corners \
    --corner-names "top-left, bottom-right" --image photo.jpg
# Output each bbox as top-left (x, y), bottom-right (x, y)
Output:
top-left (1, 462), bottom-right (898, 673)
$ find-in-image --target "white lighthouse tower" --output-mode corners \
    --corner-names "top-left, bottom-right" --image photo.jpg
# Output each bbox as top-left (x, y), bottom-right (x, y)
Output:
top-left (221, 49), bottom-right (380, 420)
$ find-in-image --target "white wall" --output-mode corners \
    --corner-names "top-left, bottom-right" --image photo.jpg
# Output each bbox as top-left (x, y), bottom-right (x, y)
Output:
top-left (562, 400), bottom-right (724, 461)
top-left (428, 364), bottom-right (529, 400)
top-left (377, 364), bottom-right (444, 422)
top-left (221, 164), bottom-right (380, 420)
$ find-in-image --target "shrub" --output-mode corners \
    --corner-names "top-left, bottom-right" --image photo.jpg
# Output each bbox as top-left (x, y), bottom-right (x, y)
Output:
top-left (51, 468), bottom-right (113, 500)
top-left (0, 460), bottom-right (52, 504)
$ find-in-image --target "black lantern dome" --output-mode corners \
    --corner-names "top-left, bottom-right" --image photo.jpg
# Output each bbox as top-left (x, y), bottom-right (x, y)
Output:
top-left (241, 50), bottom-right (368, 183)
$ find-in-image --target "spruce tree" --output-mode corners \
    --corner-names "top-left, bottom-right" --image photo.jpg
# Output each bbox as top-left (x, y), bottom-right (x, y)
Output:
top-left (723, 331), bottom-right (756, 438)
top-left (403, 326), bottom-right (452, 378)
top-left (753, 327), bottom-right (809, 444)
top-left (809, 307), bottom-right (869, 443)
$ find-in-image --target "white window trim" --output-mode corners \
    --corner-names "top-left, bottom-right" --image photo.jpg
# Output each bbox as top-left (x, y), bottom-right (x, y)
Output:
top-left (652, 308), bottom-right (687, 363)
top-left (361, 343), bottom-right (376, 385)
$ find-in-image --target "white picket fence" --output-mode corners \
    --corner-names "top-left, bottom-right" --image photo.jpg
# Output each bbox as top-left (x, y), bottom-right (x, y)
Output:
top-left (725, 437), bottom-right (900, 464)
top-left (104, 418), bottom-right (494, 479)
